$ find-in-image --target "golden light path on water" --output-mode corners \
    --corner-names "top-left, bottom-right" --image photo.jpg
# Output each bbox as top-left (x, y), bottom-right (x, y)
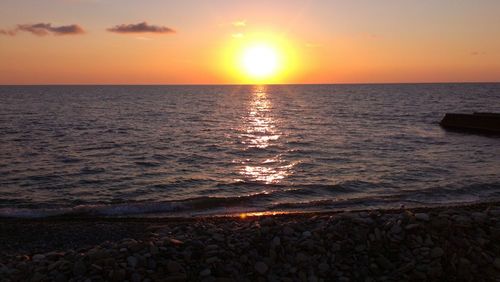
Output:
top-left (236, 85), bottom-right (295, 185)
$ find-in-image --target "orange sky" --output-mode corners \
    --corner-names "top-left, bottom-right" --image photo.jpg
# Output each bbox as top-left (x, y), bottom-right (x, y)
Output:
top-left (1, 0), bottom-right (499, 84)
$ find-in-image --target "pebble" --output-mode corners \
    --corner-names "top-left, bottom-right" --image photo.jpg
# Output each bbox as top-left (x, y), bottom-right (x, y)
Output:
top-left (149, 244), bottom-right (159, 255)
top-left (131, 272), bottom-right (141, 282)
top-left (493, 258), bottom-right (500, 270)
top-left (261, 217), bottom-right (274, 226)
top-left (110, 269), bottom-right (126, 281)
top-left (376, 255), bottom-right (394, 270)
top-left (1, 204), bottom-right (498, 282)
top-left (430, 247), bottom-right (444, 258)
top-left (200, 268), bottom-right (211, 276)
top-left (415, 213), bottom-right (430, 221)
top-left (405, 223), bottom-right (420, 230)
top-left (283, 226), bottom-right (294, 235)
top-left (167, 260), bottom-right (184, 273)
top-left (127, 256), bottom-right (138, 268)
top-left (390, 224), bottom-right (402, 234)
top-left (73, 261), bottom-right (86, 277)
top-left (212, 233), bottom-right (225, 242)
top-left (206, 244), bottom-right (219, 251)
top-left (254, 261), bottom-right (268, 274)
top-left (318, 262), bottom-right (330, 272)
top-left (272, 236), bottom-right (281, 247)
top-left (32, 254), bottom-right (45, 261)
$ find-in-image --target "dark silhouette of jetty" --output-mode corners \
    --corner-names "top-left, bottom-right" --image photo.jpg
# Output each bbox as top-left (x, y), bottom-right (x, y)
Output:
top-left (440, 112), bottom-right (500, 134)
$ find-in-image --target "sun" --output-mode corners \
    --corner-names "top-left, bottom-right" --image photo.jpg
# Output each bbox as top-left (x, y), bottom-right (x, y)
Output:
top-left (241, 44), bottom-right (279, 79)
top-left (218, 33), bottom-right (298, 83)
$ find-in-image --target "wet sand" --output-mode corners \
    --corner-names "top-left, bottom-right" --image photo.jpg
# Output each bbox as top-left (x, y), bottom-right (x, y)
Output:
top-left (1, 202), bottom-right (500, 281)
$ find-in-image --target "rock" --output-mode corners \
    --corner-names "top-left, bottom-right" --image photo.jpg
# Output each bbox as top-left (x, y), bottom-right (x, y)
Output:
top-left (431, 217), bottom-right (448, 228)
top-left (374, 228), bottom-right (382, 240)
top-left (302, 231), bottom-right (312, 237)
top-left (493, 258), bottom-right (500, 270)
top-left (254, 261), bottom-right (268, 275)
top-left (430, 247), bottom-right (444, 258)
top-left (489, 209), bottom-right (500, 216)
top-left (87, 248), bottom-right (108, 262)
top-left (212, 233), bottom-right (225, 242)
top-left (167, 260), bottom-right (185, 273)
top-left (318, 262), bottom-right (330, 272)
top-left (200, 268), bottom-right (211, 276)
top-left (206, 244), bottom-right (219, 251)
top-left (110, 269), bottom-right (126, 281)
top-left (390, 224), bottom-right (402, 234)
top-left (397, 262), bottom-right (415, 273)
top-left (127, 256), bottom-right (138, 268)
top-left (331, 243), bottom-right (341, 252)
top-left (31, 272), bottom-right (46, 282)
top-left (127, 240), bottom-right (144, 252)
top-left (353, 217), bottom-right (374, 225)
top-left (296, 252), bottom-right (309, 262)
top-left (205, 256), bottom-right (218, 264)
top-left (165, 274), bottom-right (188, 282)
top-left (283, 226), bottom-right (294, 235)
top-left (32, 254), bottom-right (45, 261)
top-left (240, 255), bottom-right (248, 263)
top-left (355, 244), bottom-right (366, 252)
top-left (48, 260), bottom-right (63, 271)
top-left (54, 273), bottom-right (67, 282)
top-left (73, 260), bottom-right (87, 277)
top-left (471, 212), bottom-right (487, 222)
top-left (131, 272), bottom-right (142, 282)
top-left (149, 244), bottom-right (159, 255)
top-left (308, 275), bottom-right (318, 282)
top-left (272, 236), bottom-right (281, 247)
top-left (405, 223), bottom-right (420, 230)
top-left (169, 238), bottom-right (184, 245)
top-left (415, 213), bottom-right (430, 221)
top-left (261, 217), bottom-right (274, 226)
top-left (376, 255), bottom-right (394, 270)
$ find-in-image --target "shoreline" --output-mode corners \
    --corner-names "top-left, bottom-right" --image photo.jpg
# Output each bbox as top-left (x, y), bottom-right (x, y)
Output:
top-left (1, 202), bottom-right (500, 281)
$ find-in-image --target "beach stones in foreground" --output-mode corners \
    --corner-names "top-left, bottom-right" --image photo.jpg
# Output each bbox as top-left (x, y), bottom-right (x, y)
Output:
top-left (0, 202), bottom-right (499, 281)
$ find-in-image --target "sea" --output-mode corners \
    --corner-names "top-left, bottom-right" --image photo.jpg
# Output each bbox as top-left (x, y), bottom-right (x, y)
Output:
top-left (0, 84), bottom-right (499, 218)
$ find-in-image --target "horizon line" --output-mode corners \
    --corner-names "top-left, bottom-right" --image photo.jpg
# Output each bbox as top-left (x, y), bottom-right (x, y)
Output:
top-left (1, 81), bottom-right (500, 87)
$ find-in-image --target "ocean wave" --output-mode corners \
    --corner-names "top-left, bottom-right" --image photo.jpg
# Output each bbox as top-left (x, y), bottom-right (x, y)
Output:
top-left (0, 180), bottom-right (387, 218)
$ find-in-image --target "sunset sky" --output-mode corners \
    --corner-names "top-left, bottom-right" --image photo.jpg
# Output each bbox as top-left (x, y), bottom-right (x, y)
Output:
top-left (1, 0), bottom-right (499, 84)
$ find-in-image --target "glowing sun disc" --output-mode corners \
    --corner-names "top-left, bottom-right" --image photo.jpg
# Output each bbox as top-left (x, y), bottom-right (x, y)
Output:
top-left (241, 44), bottom-right (279, 78)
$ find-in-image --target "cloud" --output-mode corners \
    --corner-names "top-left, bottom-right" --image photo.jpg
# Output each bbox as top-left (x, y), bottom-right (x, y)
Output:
top-left (0, 29), bottom-right (17, 36)
top-left (470, 51), bottom-right (486, 56)
top-left (107, 22), bottom-right (175, 34)
top-left (0, 23), bottom-right (85, 36)
top-left (232, 20), bottom-right (246, 27)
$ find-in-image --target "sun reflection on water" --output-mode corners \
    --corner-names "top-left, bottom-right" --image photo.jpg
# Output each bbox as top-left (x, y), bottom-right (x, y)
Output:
top-left (235, 85), bottom-right (295, 184)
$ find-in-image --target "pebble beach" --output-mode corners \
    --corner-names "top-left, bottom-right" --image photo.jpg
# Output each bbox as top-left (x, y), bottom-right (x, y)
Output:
top-left (1, 202), bottom-right (500, 281)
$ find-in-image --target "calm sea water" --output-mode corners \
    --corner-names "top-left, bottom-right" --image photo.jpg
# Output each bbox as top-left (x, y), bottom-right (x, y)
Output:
top-left (0, 84), bottom-right (499, 218)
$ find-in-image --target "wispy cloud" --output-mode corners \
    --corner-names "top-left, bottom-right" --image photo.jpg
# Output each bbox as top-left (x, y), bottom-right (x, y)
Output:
top-left (232, 20), bottom-right (246, 27)
top-left (107, 22), bottom-right (175, 34)
top-left (0, 29), bottom-right (17, 36)
top-left (0, 23), bottom-right (85, 36)
top-left (470, 51), bottom-right (486, 56)
top-left (17, 23), bottom-right (85, 36)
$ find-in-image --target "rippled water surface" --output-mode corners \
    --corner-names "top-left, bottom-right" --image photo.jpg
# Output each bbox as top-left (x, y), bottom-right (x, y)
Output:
top-left (1, 84), bottom-right (499, 217)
